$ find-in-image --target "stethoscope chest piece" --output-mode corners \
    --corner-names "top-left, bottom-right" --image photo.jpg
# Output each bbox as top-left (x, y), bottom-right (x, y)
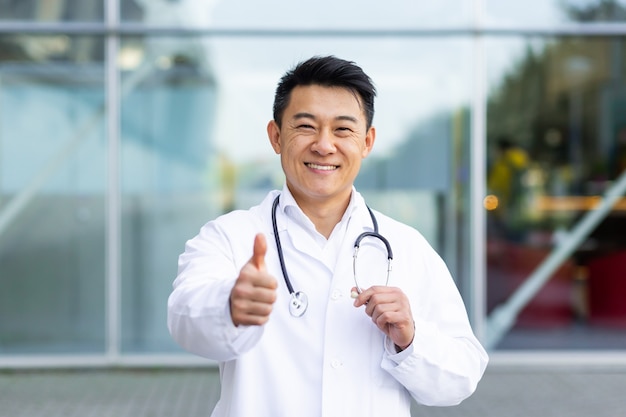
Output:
top-left (289, 291), bottom-right (308, 317)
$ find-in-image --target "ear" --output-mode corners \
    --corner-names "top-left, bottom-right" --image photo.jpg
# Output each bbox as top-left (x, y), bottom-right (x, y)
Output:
top-left (267, 120), bottom-right (281, 154)
top-left (362, 126), bottom-right (376, 158)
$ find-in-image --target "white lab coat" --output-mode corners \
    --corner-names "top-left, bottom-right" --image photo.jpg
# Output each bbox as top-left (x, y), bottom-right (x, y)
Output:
top-left (168, 187), bottom-right (488, 417)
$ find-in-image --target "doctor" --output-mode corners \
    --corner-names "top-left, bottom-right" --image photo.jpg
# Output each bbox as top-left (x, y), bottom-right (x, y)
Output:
top-left (168, 55), bottom-right (488, 417)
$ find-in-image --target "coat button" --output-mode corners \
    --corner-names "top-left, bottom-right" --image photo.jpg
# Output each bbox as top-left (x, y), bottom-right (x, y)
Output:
top-left (330, 359), bottom-right (342, 369)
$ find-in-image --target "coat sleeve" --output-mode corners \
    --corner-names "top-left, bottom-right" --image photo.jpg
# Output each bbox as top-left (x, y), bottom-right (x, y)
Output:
top-left (380, 231), bottom-right (489, 406)
top-left (167, 216), bottom-right (265, 361)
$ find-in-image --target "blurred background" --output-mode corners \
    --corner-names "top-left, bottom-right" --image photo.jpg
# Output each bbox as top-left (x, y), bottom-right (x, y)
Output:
top-left (1, 0), bottom-right (626, 368)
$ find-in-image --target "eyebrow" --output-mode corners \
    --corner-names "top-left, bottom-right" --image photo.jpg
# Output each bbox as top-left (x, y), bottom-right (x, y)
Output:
top-left (292, 112), bottom-right (359, 123)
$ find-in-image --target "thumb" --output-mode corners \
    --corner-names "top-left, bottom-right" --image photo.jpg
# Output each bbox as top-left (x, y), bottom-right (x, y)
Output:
top-left (251, 233), bottom-right (267, 270)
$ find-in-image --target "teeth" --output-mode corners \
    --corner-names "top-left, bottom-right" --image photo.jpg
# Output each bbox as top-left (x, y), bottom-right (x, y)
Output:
top-left (307, 163), bottom-right (337, 171)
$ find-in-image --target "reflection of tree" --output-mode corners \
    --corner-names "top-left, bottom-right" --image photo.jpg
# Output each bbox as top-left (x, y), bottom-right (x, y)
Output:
top-left (357, 111), bottom-right (454, 192)
top-left (0, 38), bottom-right (29, 61)
top-left (484, 2), bottom-right (626, 250)
top-left (487, 44), bottom-right (548, 152)
top-left (488, 0), bottom-right (626, 194)
top-left (561, 0), bottom-right (626, 22)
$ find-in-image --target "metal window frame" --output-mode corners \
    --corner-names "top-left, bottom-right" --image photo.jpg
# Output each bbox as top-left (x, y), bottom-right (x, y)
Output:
top-left (104, 0), bottom-right (121, 365)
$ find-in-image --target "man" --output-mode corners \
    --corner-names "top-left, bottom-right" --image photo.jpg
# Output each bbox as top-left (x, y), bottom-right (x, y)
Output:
top-left (168, 56), bottom-right (488, 417)
top-left (487, 136), bottom-right (530, 240)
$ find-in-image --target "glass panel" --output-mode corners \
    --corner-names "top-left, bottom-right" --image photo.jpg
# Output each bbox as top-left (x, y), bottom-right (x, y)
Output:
top-left (486, 36), bottom-right (626, 349)
top-left (119, 35), bottom-right (473, 352)
top-left (119, 36), bottom-right (220, 352)
top-left (121, 0), bottom-right (472, 28)
top-left (486, 0), bottom-right (626, 25)
top-left (0, 0), bottom-right (103, 22)
top-left (0, 35), bottom-right (106, 354)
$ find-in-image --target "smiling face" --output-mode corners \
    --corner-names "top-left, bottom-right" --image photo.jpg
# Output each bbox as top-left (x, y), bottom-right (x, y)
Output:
top-left (267, 84), bottom-right (375, 211)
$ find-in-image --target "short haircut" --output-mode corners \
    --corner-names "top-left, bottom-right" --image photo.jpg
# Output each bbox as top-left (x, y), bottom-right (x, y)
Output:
top-left (272, 56), bottom-right (376, 129)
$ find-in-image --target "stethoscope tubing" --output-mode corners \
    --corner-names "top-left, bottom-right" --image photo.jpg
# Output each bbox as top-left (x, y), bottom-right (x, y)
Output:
top-left (271, 194), bottom-right (393, 315)
top-left (271, 196), bottom-right (295, 294)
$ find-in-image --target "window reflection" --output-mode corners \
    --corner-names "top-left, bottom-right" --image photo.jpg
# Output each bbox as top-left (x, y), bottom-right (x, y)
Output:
top-left (486, 35), bottom-right (626, 349)
top-left (486, 0), bottom-right (626, 25)
top-left (0, 34), bottom-right (103, 64)
top-left (0, 35), bottom-right (106, 353)
top-left (119, 36), bottom-right (219, 352)
top-left (118, 36), bottom-right (474, 351)
top-left (2, 0), bottom-right (626, 360)
top-left (121, 0), bottom-right (472, 28)
top-left (0, 0), bottom-right (103, 22)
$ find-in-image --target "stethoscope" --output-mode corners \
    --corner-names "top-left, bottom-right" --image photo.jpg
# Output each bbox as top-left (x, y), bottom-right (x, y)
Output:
top-left (271, 195), bottom-right (393, 317)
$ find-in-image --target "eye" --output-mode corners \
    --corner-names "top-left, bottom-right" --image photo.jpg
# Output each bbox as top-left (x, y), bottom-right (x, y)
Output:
top-left (335, 126), bottom-right (353, 136)
top-left (297, 124), bottom-right (315, 130)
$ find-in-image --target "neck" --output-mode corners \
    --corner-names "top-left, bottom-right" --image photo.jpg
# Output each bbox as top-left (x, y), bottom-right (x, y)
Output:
top-left (303, 204), bottom-right (347, 239)
top-left (289, 189), bottom-right (352, 239)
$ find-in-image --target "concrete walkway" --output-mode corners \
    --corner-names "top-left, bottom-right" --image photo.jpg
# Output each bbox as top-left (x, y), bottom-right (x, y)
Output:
top-left (1, 366), bottom-right (624, 416)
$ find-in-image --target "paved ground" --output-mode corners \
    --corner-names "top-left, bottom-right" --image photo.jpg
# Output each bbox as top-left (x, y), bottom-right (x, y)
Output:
top-left (1, 365), bottom-right (625, 417)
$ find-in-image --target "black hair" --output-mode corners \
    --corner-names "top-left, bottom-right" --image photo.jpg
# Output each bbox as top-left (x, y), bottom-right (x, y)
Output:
top-left (272, 55), bottom-right (376, 129)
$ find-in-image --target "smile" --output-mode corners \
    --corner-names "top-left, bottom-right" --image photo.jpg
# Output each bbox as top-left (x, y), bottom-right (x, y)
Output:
top-left (306, 163), bottom-right (338, 171)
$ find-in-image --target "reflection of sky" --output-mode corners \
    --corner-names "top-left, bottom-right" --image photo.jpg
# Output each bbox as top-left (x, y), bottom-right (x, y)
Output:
top-left (206, 37), bottom-right (473, 162)
top-left (485, 0), bottom-right (626, 25)
top-left (136, 0), bottom-right (623, 163)
top-left (135, 1), bottom-right (474, 163)
top-left (208, 0), bottom-right (472, 29)
top-left (485, 0), bottom-right (563, 25)
top-left (486, 38), bottom-right (548, 95)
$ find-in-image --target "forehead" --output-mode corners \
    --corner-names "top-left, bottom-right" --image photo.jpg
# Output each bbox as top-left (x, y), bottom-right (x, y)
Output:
top-left (285, 85), bottom-right (365, 120)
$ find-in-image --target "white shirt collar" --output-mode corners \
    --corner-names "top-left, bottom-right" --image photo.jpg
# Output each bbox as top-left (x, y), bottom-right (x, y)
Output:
top-left (277, 184), bottom-right (360, 246)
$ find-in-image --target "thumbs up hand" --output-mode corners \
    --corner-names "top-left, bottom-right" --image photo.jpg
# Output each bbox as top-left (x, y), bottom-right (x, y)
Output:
top-left (230, 233), bottom-right (278, 326)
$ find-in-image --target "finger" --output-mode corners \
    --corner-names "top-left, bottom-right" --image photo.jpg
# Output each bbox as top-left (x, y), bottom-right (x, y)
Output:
top-left (370, 302), bottom-right (397, 324)
top-left (234, 311), bottom-right (272, 326)
top-left (232, 271), bottom-right (277, 303)
top-left (230, 285), bottom-right (276, 326)
top-left (363, 291), bottom-right (399, 316)
top-left (352, 285), bottom-right (388, 307)
top-left (232, 281), bottom-right (277, 302)
top-left (251, 233), bottom-right (267, 270)
top-left (231, 306), bottom-right (274, 327)
top-left (231, 297), bottom-right (275, 318)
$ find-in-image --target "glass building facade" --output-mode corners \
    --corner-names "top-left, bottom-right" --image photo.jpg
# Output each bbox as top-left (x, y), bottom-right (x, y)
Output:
top-left (1, 0), bottom-right (626, 367)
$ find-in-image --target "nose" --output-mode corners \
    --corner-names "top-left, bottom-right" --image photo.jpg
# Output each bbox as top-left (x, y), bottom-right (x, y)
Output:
top-left (310, 129), bottom-right (336, 155)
